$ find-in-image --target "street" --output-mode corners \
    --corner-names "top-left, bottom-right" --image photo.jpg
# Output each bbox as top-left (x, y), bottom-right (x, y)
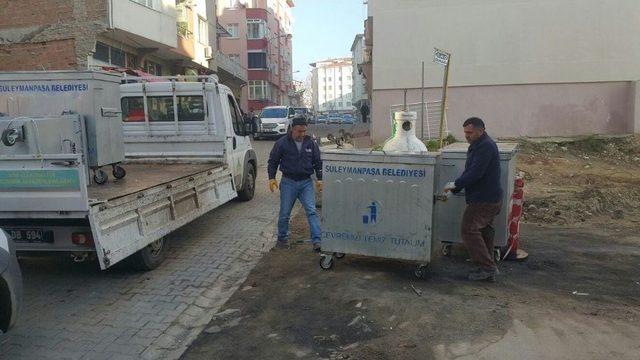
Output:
top-left (0, 123), bottom-right (364, 360)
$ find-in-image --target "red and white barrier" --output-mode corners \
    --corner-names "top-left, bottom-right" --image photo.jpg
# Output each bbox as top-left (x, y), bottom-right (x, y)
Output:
top-left (503, 176), bottom-right (526, 261)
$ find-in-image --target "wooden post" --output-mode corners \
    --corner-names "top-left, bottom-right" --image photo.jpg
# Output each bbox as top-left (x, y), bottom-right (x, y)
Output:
top-left (438, 54), bottom-right (451, 149)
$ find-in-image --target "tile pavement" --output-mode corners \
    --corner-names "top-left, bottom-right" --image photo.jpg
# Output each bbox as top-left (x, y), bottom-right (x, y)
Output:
top-left (0, 153), bottom-right (283, 360)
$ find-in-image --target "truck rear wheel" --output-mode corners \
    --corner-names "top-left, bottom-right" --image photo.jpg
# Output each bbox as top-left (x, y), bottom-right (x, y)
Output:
top-left (236, 164), bottom-right (256, 201)
top-left (129, 237), bottom-right (170, 271)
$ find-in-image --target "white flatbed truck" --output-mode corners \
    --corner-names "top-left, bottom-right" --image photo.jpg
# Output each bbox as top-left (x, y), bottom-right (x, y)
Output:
top-left (0, 71), bottom-right (256, 270)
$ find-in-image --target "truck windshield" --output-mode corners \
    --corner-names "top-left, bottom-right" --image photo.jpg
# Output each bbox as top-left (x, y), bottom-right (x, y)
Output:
top-left (121, 96), bottom-right (205, 122)
top-left (260, 108), bottom-right (287, 118)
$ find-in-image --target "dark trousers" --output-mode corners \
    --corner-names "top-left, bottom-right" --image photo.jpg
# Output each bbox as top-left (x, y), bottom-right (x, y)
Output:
top-left (461, 202), bottom-right (502, 270)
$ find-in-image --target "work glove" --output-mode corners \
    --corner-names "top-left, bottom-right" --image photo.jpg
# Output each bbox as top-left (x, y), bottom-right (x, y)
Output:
top-left (269, 179), bottom-right (279, 192)
top-left (443, 181), bottom-right (457, 193)
top-left (316, 180), bottom-right (323, 192)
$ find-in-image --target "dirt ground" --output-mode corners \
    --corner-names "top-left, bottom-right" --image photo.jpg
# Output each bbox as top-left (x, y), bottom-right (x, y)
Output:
top-left (182, 136), bottom-right (640, 360)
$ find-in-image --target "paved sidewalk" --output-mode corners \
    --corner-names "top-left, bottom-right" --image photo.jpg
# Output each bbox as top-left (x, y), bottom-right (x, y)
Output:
top-left (0, 162), bottom-right (279, 360)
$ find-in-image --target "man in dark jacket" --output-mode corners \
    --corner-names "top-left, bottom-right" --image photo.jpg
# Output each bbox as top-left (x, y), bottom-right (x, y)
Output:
top-left (444, 117), bottom-right (502, 281)
top-left (268, 115), bottom-right (323, 251)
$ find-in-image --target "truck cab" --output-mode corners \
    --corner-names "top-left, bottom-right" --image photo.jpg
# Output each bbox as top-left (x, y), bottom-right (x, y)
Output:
top-left (119, 76), bottom-right (256, 200)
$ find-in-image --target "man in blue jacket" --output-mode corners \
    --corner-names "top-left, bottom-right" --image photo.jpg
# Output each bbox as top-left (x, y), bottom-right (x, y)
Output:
top-left (268, 115), bottom-right (323, 252)
top-left (445, 117), bottom-right (502, 281)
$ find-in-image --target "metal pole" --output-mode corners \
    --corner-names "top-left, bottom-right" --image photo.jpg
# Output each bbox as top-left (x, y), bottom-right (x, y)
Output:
top-left (438, 55), bottom-right (451, 149)
top-left (420, 61), bottom-right (425, 140)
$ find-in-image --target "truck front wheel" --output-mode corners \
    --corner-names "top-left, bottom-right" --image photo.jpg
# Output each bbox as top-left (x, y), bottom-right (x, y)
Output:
top-left (129, 237), bottom-right (170, 271)
top-left (236, 164), bottom-right (256, 201)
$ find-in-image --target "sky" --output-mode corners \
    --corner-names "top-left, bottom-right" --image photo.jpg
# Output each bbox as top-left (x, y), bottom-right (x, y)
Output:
top-left (291, 0), bottom-right (367, 81)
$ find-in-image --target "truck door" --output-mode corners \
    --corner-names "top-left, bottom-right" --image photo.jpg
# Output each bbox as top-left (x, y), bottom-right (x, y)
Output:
top-left (220, 90), bottom-right (249, 189)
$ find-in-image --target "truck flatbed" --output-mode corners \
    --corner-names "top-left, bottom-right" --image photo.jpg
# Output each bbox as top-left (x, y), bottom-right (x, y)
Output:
top-left (88, 162), bottom-right (226, 202)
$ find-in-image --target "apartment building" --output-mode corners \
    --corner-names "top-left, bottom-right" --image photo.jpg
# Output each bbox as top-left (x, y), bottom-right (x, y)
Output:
top-left (350, 34), bottom-right (369, 118)
top-left (366, 0), bottom-right (640, 143)
top-left (310, 57), bottom-right (353, 113)
top-left (0, 0), bottom-right (247, 87)
top-left (217, 0), bottom-right (294, 112)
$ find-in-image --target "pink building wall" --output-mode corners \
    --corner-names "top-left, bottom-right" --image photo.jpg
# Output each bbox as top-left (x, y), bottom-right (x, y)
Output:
top-left (218, 2), bottom-right (293, 113)
top-left (371, 82), bottom-right (637, 144)
top-left (218, 7), bottom-right (249, 111)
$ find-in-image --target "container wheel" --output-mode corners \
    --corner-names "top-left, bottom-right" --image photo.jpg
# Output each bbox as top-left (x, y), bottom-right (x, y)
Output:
top-left (441, 243), bottom-right (452, 257)
top-left (112, 165), bottom-right (126, 179)
top-left (319, 255), bottom-right (334, 270)
top-left (413, 264), bottom-right (429, 279)
top-left (333, 252), bottom-right (345, 259)
top-left (93, 169), bottom-right (108, 185)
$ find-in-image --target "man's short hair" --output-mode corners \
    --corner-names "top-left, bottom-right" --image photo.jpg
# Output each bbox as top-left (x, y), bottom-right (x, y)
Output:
top-left (291, 115), bottom-right (307, 127)
top-left (463, 117), bottom-right (485, 129)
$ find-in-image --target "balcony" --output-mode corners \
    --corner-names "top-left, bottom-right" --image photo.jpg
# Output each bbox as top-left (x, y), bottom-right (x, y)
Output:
top-left (215, 51), bottom-right (248, 86)
top-left (364, 17), bottom-right (373, 47)
top-left (110, 0), bottom-right (178, 48)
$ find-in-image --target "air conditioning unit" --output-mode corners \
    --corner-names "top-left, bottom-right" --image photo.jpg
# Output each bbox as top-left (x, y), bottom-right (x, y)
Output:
top-left (204, 46), bottom-right (213, 59)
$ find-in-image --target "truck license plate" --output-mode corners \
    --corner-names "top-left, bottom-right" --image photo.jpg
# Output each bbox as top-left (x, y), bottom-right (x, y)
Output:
top-left (7, 229), bottom-right (52, 243)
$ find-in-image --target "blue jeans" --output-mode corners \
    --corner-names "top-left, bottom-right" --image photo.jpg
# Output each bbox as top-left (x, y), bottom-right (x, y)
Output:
top-left (278, 177), bottom-right (321, 244)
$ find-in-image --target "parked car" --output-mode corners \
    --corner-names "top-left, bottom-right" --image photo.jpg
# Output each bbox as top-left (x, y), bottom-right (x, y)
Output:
top-left (255, 106), bottom-right (294, 139)
top-left (328, 113), bottom-right (342, 124)
top-left (342, 114), bottom-right (354, 124)
top-left (0, 228), bottom-right (22, 333)
top-left (316, 115), bottom-right (327, 124)
top-left (293, 107), bottom-right (313, 123)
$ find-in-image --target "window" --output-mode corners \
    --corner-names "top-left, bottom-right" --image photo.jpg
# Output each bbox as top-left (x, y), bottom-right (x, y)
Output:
top-left (94, 42), bottom-right (109, 62)
top-left (247, 19), bottom-right (266, 39)
top-left (110, 47), bottom-right (125, 67)
top-left (144, 60), bottom-right (162, 75)
top-left (249, 80), bottom-right (269, 100)
top-left (347, 101), bottom-right (352, 106)
top-left (327, 77), bottom-right (332, 81)
top-left (121, 96), bottom-right (205, 122)
top-left (94, 42), bottom-right (139, 68)
top-left (221, 0), bottom-right (236, 8)
top-left (126, 53), bottom-right (138, 69)
top-left (229, 54), bottom-right (240, 64)
top-left (198, 17), bottom-right (208, 44)
top-left (327, 85), bottom-right (332, 90)
top-left (226, 23), bottom-right (239, 38)
top-left (260, 108), bottom-right (287, 118)
top-left (248, 52), bottom-right (267, 69)
top-left (227, 95), bottom-right (244, 135)
top-left (131, 0), bottom-right (156, 9)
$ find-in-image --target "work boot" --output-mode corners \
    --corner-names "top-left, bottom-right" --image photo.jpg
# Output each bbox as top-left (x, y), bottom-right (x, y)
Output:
top-left (275, 241), bottom-right (290, 250)
top-left (312, 243), bottom-right (322, 253)
top-left (468, 267), bottom-right (498, 282)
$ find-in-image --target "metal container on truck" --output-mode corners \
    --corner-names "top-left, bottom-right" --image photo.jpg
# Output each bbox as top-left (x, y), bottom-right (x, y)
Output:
top-left (319, 149), bottom-right (438, 278)
top-left (0, 72), bottom-right (257, 270)
top-left (0, 71), bottom-right (125, 184)
top-left (433, 142), bottom-right (519, 258)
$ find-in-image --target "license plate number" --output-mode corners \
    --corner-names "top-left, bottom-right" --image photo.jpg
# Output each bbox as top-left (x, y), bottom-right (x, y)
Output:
top-left (8, 229), bottom-right (49, 243)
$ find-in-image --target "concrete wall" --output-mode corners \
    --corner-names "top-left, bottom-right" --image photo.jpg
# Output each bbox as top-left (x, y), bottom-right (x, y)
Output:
top-left (112, 0), bottom-right (177, 48)
top-left (367, 0), bottom-right (640, 141)
top-left (371, 82), bottom-right (636, 144)
top-left (368, 0), bottom-right (640, 89)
